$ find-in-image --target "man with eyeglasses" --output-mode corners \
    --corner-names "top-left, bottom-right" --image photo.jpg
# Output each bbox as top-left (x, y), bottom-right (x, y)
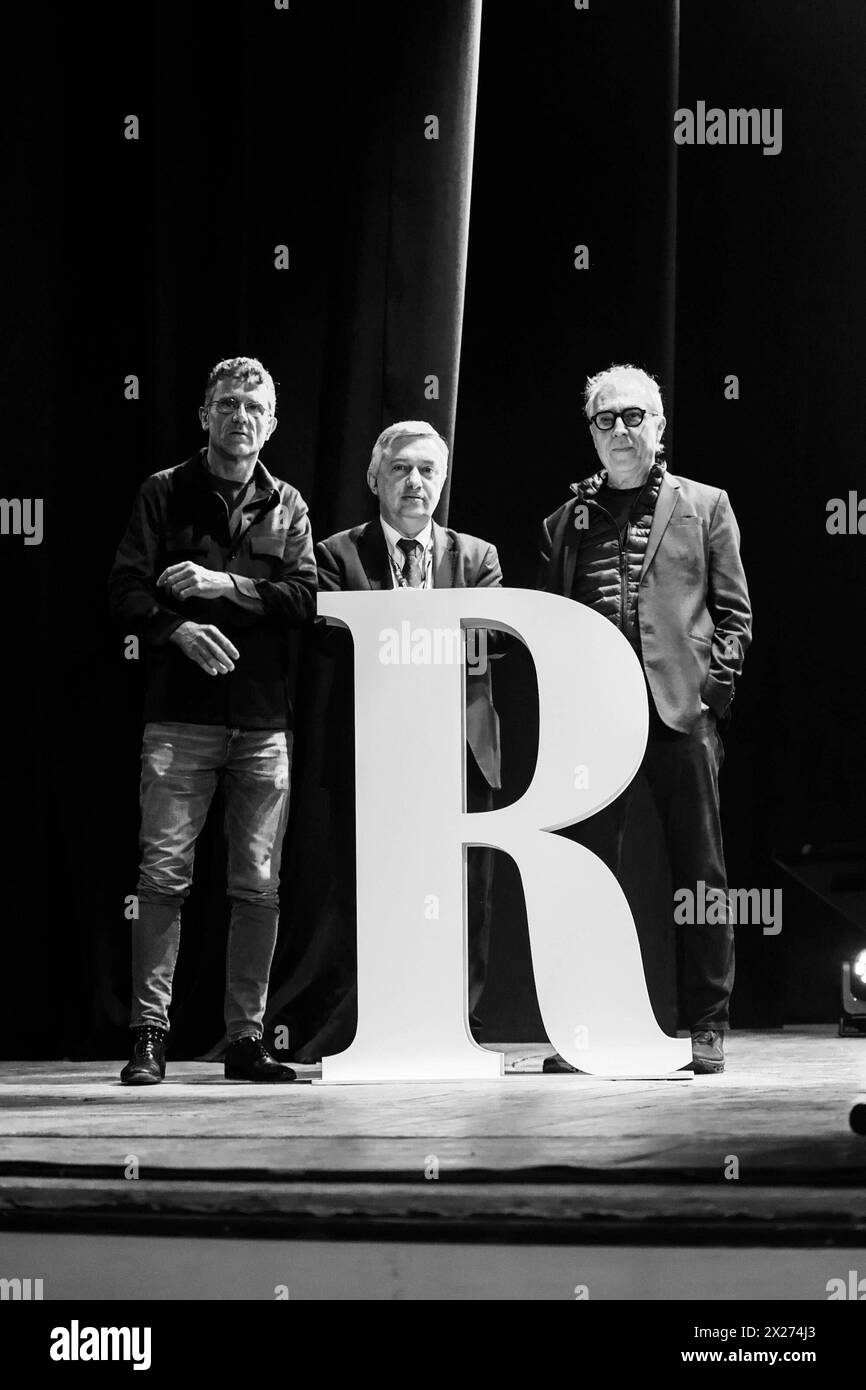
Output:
top-left (109, 356), bottom-right (317, 1084)
top-left (539, 363), bottom-right (751, 1074)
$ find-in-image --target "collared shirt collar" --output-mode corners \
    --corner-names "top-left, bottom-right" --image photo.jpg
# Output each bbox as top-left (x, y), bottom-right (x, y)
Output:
top-left (189, 448), bottom-right (279, 507)
top-left (380, 516), bottom-right (433, 559)
top-left (380, 517), bottom-right (433, 586)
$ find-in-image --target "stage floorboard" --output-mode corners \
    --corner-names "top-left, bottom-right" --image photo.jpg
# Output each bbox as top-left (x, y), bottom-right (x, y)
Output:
top-left (1, 1028), bottom-right (864, 1254)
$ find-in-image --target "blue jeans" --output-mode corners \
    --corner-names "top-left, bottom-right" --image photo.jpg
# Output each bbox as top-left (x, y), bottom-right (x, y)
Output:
top-left (132, 722), bottom-right (292, 1040)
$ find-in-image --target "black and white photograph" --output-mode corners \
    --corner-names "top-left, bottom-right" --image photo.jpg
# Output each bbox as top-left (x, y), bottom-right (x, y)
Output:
top-left (1, 0), bottom-right (865, 1337)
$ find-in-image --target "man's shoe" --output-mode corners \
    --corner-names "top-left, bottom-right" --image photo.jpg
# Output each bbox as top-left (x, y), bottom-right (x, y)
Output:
top-left (691, 1030), bottom-right (725, 1074)
top-left (224, 1036), bottom-right (298, 1084)
top-left (120, 1025), bottom-right (167, 1085)
top-left (542, 1052), bottom-right (584, 1074)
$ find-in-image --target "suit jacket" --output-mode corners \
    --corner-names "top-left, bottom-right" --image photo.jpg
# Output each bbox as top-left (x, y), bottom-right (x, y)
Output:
top-left (539, 470), bottom-right (752, 732)
top-left (316, 519), bottom-right (503, 787)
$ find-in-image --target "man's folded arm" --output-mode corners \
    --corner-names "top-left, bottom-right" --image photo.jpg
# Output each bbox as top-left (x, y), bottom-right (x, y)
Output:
top-left (108, 481), bottom-right (185, 647)
top-left (228, 498), bottom-right (318, 626)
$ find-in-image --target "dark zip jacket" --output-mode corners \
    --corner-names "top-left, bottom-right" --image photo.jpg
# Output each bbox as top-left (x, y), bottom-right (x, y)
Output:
top-left (109, 449), bottom-right (317, 730)
top-left (569, 463), bottom-right (665, 661)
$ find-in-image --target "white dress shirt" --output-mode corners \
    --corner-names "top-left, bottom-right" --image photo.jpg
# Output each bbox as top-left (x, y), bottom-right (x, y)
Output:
top-left (380, 518), bottom-right (434, 589)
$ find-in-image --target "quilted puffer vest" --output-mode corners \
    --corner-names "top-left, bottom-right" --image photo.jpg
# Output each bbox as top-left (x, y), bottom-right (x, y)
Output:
top-left (570, 462), bottom-right (666, 654)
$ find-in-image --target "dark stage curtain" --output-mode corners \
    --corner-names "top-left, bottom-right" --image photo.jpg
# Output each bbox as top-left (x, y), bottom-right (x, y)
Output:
top-left (6, 1), bottom-right (864, 1059)
top-left (264, 0), bottom-right (487, 1061)
top-left (2, 0), bottom-right (683, 1059)
top-left (451, 0), bottom-right (684, 1041)
top-left (270, 0), bottom-right (684, 1060)
top-left (4, 0), bottom-right (487, 1062)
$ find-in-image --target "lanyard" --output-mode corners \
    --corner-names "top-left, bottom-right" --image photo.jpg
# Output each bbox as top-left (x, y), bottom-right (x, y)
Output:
top-left (388, 544), bottom-right (429, 589)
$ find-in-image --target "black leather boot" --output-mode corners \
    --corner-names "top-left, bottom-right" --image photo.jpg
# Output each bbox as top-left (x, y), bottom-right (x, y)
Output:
top-left (224, 1036), bottom-right (297, 1083)
top-left (691, 1029), bottom-right (725, 1074)
top-left (120, 1025), bottom-right (168, 1085)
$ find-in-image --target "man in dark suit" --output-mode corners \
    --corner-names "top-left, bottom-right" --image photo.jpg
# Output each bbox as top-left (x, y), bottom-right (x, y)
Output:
top-left (539, 365), bottom-right (752, 1074)
top-left (316, 420), bottom-right (503, 1040)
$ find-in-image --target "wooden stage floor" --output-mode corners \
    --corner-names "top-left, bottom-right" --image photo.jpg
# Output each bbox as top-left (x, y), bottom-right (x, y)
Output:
top-left (1, 1026), bottom-right (864, 1234)
top-left (1, 1027), bottom-right (865, 1297)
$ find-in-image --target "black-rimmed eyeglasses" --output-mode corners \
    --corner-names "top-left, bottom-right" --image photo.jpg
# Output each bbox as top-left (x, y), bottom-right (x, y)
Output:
top-left (589, 407), bottom-right (658, 431)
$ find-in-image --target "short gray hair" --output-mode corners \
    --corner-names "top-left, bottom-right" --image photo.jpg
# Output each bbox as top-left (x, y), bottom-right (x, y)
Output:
top-left (204, 356), bottom-right (277, 415)
top-left (367, 421), bottom-right (449, 487)
top-left (583, 363), bottom-right (664, 420)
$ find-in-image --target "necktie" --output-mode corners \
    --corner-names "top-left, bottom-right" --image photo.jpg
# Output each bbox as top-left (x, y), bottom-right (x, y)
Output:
top-left (397, 538), bottom-right (423, 588)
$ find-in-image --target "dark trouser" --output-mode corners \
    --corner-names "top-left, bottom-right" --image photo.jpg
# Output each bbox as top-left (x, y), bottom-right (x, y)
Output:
top-left (466, 752), bottom-right (495, 1029)
top-left (564, 709), bottom-right (733, 1031)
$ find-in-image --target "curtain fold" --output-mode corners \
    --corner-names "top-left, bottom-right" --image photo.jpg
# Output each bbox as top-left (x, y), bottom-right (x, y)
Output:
top-left (310, 0), bottom-right (484, 537)
top-left (265, 0), bottom-right (485, 1057)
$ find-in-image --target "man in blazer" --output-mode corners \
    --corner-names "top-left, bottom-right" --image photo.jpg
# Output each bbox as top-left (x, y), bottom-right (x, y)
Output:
top-left (539, 365), bottom-right (752, 1073)
top-left (316, 420), bottom-right (504, 1038)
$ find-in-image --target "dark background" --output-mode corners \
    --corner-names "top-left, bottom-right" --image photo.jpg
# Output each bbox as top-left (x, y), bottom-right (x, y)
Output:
top-left (2, 0), bottom-right (865, 1058)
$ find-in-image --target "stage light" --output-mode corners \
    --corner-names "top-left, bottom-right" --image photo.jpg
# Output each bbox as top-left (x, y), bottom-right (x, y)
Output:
top-left (839, 949), bottom-right (866, 1036)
